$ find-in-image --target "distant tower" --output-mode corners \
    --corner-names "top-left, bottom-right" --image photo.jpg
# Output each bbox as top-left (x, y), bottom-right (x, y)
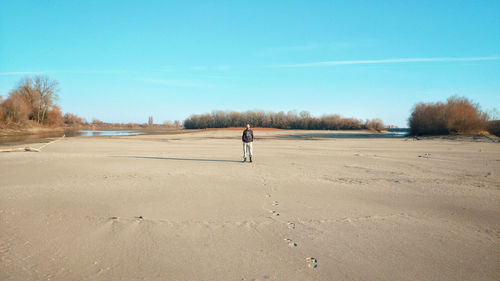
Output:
top-left (148, 116), bottom-right (154, 126)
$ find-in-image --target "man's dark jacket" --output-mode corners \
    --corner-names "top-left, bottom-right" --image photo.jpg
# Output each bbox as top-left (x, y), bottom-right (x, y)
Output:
top-left (242, 129), bottom-right (254, 143)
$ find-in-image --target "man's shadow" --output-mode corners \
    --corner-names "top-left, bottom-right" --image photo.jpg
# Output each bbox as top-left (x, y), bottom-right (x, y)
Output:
top-left (111, 155), bottom-right (243, 163)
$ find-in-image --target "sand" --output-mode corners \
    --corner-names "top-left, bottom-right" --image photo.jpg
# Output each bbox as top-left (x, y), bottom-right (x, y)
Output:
top-left (1, 130), bottom-right (499, 280)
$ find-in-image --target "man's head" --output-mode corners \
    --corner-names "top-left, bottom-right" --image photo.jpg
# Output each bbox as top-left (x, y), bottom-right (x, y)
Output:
top-left (246, 124), bottom-right (251, 129)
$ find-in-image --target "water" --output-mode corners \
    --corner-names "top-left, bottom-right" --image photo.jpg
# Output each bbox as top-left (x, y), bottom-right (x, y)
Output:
top-left (0, 131), bottom-right (67, 144)
top-left (0, 130), bottom-right (144, 145)
top-left (282, 128), bottom-right (410, 139)
top-left (386, 128), bottom-right (410, 136)
top-left (1, 128), bottom-right (411, 145)
top-left (78, 130), bottom-right (143, 136)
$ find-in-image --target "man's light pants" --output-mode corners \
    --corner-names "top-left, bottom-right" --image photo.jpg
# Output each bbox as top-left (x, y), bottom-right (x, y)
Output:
top-left (243, 141), bottom-right (253, 159)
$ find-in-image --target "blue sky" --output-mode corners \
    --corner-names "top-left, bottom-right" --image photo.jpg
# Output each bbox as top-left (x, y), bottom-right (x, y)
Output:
top-left (1, 0), bottom-right (499, 127)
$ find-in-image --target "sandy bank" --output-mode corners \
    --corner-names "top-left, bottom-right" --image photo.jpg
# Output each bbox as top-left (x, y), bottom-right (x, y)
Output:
top-left (1, 130), bottom-right (499, 280)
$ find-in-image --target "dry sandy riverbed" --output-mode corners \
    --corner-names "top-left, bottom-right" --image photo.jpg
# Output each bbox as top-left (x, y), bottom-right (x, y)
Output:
top-left (1, 130), bottom-right (499, 280)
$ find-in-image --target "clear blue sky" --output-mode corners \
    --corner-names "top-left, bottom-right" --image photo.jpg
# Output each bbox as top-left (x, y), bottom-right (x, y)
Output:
top-left (1, 0), bottom-right (499, 127)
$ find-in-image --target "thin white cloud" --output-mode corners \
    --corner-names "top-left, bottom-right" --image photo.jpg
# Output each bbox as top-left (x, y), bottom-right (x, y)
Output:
top-left (272, 56), bottom-right (500, 68)
top-left (61, 70), bottom-right (128, 74)
top-left (136, 77), bottom-right (208, 88)
top-left (190, 65), bottom-right (232, 71)
top-left (0, 71), bottom-right (40, 76)
top-left (0, 70), bottom-right (127, 76)
top-left (256, 42), bottom-right (354, 57)
top-left (268, 43), bottom-right (322, 53)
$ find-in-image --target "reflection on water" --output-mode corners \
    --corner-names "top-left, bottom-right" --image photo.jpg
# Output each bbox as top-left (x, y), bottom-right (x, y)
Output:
top-left (387, 128), bottom-right (410, 136)
top-left (78, 130), bottom-right (143, 136)
top-left (0, 129), bottom-right (143, 144)
top-left (0, 131), bottom-right (66, 144)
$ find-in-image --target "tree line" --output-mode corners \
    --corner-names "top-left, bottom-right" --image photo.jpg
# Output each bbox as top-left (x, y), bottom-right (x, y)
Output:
top-left (1, 76), bottom-right (498, 136)
top-left (184, 110), bottom-right (385, 131)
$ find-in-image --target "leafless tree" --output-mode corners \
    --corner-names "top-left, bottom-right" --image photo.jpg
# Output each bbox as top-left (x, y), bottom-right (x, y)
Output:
top-left (183, 110), bottom-right (383, 130)
top-left (409, 96), bottom-right (488, 135)
top-left (364, 118), bottom-right (385, 131)
top-left (92, 118), bottom-right (103, 125)
top-left (15, 76), bottom-right (59, 124)
top-left (63, 113), bottom-right (86, 125)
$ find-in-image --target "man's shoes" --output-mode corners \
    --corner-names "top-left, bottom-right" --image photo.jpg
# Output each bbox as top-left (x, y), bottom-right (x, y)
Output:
top-left (243, 158), bottom-right (246, 162)
top-left (249, 157), bottom-right (253, 163)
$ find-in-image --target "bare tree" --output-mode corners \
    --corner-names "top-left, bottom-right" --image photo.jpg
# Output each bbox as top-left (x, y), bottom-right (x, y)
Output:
top-left (183, 110), bottom-right (382, 130)
top-left (409, 96), bottom-right (488, 135)
top-left (92, 118), bottom-right (103, 125)
top-left (16, 76), bottom-right (59, 124)
top-left (364, 118), bottom-right (385, 131)
top-left (63, 113), bottom-right (85, 125)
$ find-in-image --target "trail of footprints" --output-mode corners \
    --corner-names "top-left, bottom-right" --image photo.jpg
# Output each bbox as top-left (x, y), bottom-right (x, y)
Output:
top-left (269, 210), bottom-right (280, 216)
top-left (306, 257), bottom-right (318, 269)
top-left (284, 238), bottom-right (297, 247)
top-left (264, 187), bottom-right (318, 270)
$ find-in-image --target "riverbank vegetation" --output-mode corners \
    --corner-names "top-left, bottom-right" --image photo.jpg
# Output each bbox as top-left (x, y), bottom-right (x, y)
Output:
top-left (0, 76), bottom-right (181, 134)
top-left (2, 76), bottom-right (498, 137)
top-left (0, 76), bottom-right (83, 129)
top-left (408, 96), bottom-right (498, 136)
top-left (184, 110), bottom-right (385, 131)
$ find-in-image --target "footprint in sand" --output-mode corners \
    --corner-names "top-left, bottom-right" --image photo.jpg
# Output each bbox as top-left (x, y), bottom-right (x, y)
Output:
top-left (269, 210), bottom-right (280, 216)
top-left (306, 257), bottom-right (318, 269)
top-left (287, 222), bottom-right (296, 229)
top-left (272, 201), bottom-right (279, 206)
top-left (284, 238), bottom-right (297, 247)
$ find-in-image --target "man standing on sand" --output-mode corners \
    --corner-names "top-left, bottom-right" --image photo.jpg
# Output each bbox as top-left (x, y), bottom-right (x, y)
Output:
top-left (242, 124), bottom-right (254, 163)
